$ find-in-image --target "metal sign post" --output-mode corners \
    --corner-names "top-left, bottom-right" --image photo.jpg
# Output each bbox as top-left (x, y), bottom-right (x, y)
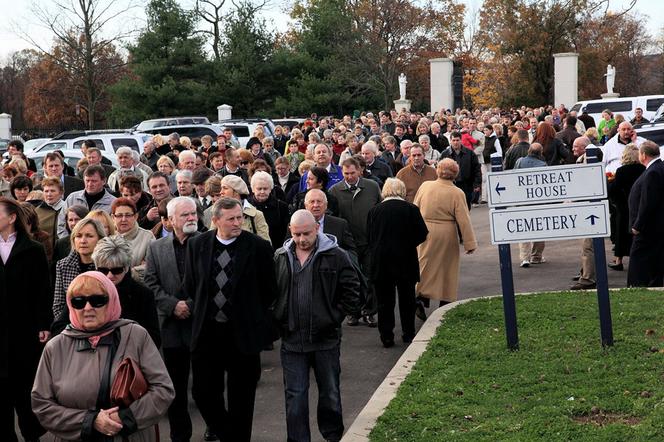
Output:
top-left (491, 156), bottom-right (519, 350)
top-left (586, 147), bottom-right (614, 347)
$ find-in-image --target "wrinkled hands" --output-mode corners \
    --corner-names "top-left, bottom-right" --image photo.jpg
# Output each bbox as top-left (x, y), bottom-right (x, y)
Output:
top-left (94, 407), bottom-right (122, 436)
top-left (174, 300), bottom-right (191, 319)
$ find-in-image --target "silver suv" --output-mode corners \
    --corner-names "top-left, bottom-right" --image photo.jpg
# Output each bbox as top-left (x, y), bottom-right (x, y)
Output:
top-left (35, 132), bottom-right (151, 155)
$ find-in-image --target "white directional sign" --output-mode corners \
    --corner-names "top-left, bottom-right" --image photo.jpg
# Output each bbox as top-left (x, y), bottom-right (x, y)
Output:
top-left (490, 200), bottom-right (611, 245)
top-left (487, 163), bottom-right (607, 208)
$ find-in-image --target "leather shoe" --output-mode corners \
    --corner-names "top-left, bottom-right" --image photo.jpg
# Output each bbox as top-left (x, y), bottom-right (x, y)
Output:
top-left (415, 302), bottom-right (427, 321)
top-left (364, 314), bottom-right (378, 328)
top-left (346, 315), bottom-right (359, 326)
top-left (381, 337), bottom-right (395, 348)
top-left (608, 262), bottom-right (624, 271)
top-left (204, 427), bottom-right (219, 441)
top-left (570, 282), bottom-right (596, 290)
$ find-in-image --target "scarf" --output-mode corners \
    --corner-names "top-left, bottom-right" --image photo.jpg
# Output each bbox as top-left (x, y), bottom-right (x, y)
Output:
top-left (66, 271), bottom-right (122, 348)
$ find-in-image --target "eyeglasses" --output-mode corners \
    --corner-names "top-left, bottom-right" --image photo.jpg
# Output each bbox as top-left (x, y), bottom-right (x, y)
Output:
top-left (113, 213), bottom-right (135, 219)
top-left (97, 267), bottom-right (125, 275)
top-left (70, 294), bottom-right (109, 310)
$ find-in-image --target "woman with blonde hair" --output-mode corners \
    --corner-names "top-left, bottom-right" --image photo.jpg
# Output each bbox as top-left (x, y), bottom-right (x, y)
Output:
top-left (414, 158), bottom-right (476, 315)
top-left (86, 210), bottom-right (116, 236)
top-left (179, 136), bottom-right (192, 150)
top-left (607, 143), bottom-right (645, 270)
top-left (156, 155), bottom-right (176, 176)
top-left (52, 218), bottom-right (107, 318)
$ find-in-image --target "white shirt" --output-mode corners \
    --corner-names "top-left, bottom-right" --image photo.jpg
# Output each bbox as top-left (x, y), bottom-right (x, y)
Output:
top-left (0, 232), bottom-right (17, 264)
top-left (602, 135), bottom-right (647, 174)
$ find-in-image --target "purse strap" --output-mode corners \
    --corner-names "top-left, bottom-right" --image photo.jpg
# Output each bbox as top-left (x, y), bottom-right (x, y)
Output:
top-left (95, 328), bottom-right (120, 411)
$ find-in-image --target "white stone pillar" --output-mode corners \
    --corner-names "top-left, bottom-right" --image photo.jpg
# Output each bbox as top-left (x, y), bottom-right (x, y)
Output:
top-left (217, 104), bottom-right (232, 122)
top-left (429, 58), bottom-right (454, 114)
top-left (553, 53), bottom-right (579, 108)
top-left (0, 114), bottom-right (11, 140)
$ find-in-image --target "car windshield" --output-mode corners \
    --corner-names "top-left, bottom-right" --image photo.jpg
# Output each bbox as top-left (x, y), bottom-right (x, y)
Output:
top-left (652, 104), bottom-right (664, 123)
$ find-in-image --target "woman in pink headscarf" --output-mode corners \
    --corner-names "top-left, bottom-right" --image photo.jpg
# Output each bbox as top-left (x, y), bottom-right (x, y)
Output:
top-left (31, 271), bottom-right (174, 441)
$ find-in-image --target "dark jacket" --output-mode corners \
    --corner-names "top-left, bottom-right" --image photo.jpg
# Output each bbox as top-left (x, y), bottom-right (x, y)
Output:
top-left (1, 231), bottom-right (52, 377)
top-left (276, 172), bottom-right (301, 200)
top-left (629, 159), bottom-right (664, 237)
top-left (322, 215), bottom-right (356, 257)
top-left (144, 233), bottom-right (199, 349)
top-left (184, 230), bottom-right (277, 354)
top-left (578, 113), bottom-right (596, 129)
top-left (62, 175), bottom-right (85, 198)
top-left (440, 146), bottom-right (482, 193)
top-left (367, 198), bottom-right (428, 282)
top-left (608, 162), bottom-right (645, 257)
top-left (541, 137), bottom-right (571, 166)
top-left (555, 126), bottom-right (581, 151)
top-left (627, 159), bottom-right (664, 286)
top-left (273, 233), bottom-right (360, 343)
top-left (51, 273), bottom-right (161, 347)
top-left (503, 141), bottom-right (530, 170)
top-left (248, 194), bottom-right (289, 249)
top-left (328, 178), bottom-right (382, 248)
top-left (365, 158), bottom-right (393, 188)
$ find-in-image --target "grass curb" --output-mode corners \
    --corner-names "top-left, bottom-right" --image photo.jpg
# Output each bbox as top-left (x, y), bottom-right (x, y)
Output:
top-left (342, 288), bottom-right (664, 442)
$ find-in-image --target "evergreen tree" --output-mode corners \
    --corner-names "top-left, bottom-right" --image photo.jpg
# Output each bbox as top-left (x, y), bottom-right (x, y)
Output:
top-left (109, 0), bottom-right (211, 126)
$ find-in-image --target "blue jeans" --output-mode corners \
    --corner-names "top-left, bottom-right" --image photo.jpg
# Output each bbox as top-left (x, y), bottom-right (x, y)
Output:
top-left (280, 344), bottom-right (343, 442)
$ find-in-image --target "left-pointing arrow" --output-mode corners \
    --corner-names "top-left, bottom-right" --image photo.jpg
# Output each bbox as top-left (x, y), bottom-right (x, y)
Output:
top-left (495, 183), bottom-right (506, 195)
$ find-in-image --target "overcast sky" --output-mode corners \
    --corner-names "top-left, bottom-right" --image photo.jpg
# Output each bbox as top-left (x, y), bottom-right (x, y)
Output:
top-left (0, 0), bottom-right (662, 61)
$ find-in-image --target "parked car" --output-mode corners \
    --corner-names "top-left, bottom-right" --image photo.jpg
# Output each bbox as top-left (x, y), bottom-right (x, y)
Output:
top-left (570, 95), bottom-right (664, 127)
top-left (135, 116), bottom-right (211, 132)
top-left (137, 124), bottom-right (223, 142)
top-left (34, 132), bottom-right (151, 156)
top-left (0, 139), bottom-right (9, 155)
top-left (273, 118), bottom-right (306, 129)
top-left (215, 119), bottom-right (276, 148)
top-left (635, 121), bottom-right (664, 148)
top-left (28, 149), bottom-right (119, 172)
top-left (23, 138), bottom-right (51, 153)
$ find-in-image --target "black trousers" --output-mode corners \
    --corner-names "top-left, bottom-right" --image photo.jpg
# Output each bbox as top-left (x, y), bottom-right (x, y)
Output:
top-left (357, 245), bottom-right (377, 316)
top-left (375, 277), bottom-right (416, 342)
top-left (163, 346), bottom-right (192, 442)
top-left (1, 364), bottom-right (45, 441)
top-left (627, 235), bottom-right (664, 287)
top-left (191, 322), bottom-right (261, 442)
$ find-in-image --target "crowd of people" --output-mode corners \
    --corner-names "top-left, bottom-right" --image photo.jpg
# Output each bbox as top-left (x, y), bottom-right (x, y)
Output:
top-left (3, 102), bottom-right (662, 441)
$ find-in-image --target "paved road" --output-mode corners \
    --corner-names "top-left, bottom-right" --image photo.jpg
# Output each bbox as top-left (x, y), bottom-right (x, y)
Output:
top-left (28, 204), bottom-right (628, 441)
top-left (181, 204), bottom-right (628, 441)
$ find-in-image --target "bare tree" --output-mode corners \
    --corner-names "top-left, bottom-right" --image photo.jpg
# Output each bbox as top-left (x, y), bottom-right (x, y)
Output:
top-left (20, 0), bottom-right (139, 129)
top-left (195, 0), bottom-right (269, 61)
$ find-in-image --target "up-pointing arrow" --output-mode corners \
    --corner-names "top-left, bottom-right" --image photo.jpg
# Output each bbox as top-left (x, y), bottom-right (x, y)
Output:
top-left (495, 183), bottom-right (506, 196)
top-left (586, 214), bottom-right (600, 225)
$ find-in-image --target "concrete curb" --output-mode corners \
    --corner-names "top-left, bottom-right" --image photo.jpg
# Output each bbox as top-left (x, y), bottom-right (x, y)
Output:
top-left (341, 298), bottom-right (477, 442)
top-left (341, 287), bottom-right (664, 441)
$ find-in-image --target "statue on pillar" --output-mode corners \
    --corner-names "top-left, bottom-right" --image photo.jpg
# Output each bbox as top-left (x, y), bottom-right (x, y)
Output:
top-left (604, 65), bottom-right (616, 95)
top-left (398, 73), bottom-right (407, 100)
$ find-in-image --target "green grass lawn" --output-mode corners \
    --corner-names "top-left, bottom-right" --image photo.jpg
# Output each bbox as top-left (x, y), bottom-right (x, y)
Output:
top-left (370, 290), bottom-right (664, 441)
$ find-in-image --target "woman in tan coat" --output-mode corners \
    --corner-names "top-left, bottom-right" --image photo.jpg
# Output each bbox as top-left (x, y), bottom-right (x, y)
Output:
top-left (32, 271), bottom-right (174, 441)
top-left (414, 158), bottom-right (477, 309)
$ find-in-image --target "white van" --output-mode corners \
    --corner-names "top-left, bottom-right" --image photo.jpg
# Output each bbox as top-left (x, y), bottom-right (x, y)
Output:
top-left (570, 95), bottom-right (664, 126)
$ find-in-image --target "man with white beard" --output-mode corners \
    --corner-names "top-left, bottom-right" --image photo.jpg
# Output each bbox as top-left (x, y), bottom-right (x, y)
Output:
top-left (144, 196), bottom-right (212, 442)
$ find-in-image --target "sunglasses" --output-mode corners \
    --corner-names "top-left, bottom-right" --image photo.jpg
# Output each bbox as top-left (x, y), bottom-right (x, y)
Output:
top-left (97, 267), bottom-right (125, 275)
top-left (70, 294), bottom-right (109, 310)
